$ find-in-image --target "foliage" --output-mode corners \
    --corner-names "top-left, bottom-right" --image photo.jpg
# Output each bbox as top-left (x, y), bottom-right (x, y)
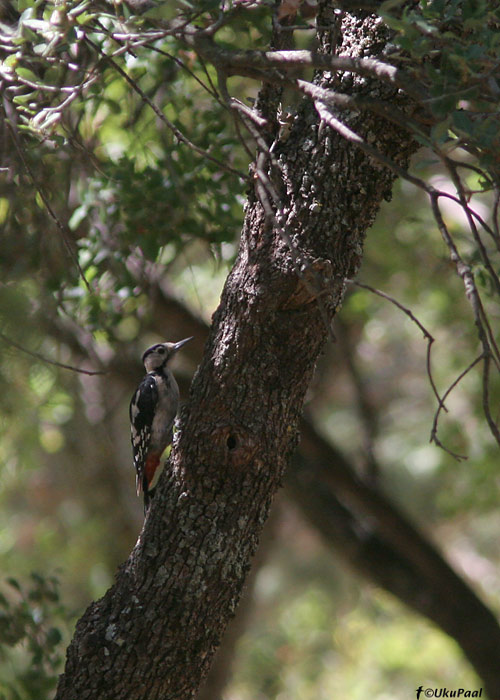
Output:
top-left (2, 0), bottom-right (500, 429)
top-left (379, 0), bottom-right (500, 209)
top-left (233, 572), bottom-right (479, 700)
top-left (385, 0), bottom-right (500, 128)
top-left (1, 0), bottom-right (249, 337)
top-left (0, 574), bottom-right (66, 700)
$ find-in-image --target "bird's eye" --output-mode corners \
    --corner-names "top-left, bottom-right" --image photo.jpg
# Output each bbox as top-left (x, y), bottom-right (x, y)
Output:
top-left (158, 347), bottom-right (166, 354)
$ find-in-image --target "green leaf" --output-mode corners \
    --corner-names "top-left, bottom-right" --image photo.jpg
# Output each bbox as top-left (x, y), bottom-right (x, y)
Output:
top-left (46, 627), bottom-right (62, 647)
top-left (451, 110), bottom-right (474, 134)
top-left (15, 66), bottom-right (40, 82)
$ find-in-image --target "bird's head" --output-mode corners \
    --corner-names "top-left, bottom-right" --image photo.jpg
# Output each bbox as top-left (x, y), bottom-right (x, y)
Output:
top-left (142, 337), bottom-right (193, 373)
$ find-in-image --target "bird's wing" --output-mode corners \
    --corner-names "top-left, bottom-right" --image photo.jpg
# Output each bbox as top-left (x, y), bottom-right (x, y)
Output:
top-left (129, 374), bottom-right (158, 494)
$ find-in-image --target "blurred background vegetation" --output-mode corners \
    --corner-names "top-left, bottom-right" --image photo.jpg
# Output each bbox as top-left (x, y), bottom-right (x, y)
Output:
top-left (1, 0), bottom-right (500, 697)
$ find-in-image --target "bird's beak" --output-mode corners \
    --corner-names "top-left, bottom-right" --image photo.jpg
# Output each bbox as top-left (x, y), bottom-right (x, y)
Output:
top-left (172, 336), bottom-right (194, 352)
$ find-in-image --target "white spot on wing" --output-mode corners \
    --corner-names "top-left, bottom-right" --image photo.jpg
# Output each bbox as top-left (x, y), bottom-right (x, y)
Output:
top-left (130, 395), bottom-right (140, 420)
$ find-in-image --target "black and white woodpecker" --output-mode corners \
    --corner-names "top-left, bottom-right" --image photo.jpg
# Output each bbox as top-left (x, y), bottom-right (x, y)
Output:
top-left (129, 337), bottom-right (193, 512)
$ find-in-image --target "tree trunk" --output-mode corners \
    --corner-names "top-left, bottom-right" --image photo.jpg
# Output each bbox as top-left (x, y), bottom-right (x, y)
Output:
top-left (56, 11), bottom-right (419, 700)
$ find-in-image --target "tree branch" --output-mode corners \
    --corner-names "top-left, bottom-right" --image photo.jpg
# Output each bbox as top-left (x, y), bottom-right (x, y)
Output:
top-left (289, 421), bottom-right (500, 696)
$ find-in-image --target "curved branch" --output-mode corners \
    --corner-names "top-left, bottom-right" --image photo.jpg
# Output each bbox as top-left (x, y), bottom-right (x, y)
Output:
top-left (289, 421), bottom-right (500, 697)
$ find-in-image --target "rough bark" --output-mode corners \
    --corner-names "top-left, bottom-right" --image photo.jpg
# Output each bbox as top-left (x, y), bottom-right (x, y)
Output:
top-left (55, 11), bottom-right (419, 700)
top-left (196, 503), bottom-right (280, 700)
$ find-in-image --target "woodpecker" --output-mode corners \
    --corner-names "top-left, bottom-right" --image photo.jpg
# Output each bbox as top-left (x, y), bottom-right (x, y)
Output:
top-left (129, 337), bottom-right (193, 512)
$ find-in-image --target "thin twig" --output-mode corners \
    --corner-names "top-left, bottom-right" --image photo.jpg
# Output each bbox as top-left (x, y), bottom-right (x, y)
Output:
top-left (4, 117), bottom-right (92, 295)
top-left (482, 353), bottom-right (500, 445)
top-left (437, 189), bottom-right (500, 251)
top-left (445, 157), bottom-right (500, 297)
top-left (430, 194), bottom-right (500, 449)
top-left (314, 101), bottom-right (428, 191)
top-left (296, 78), bottom-right (426, 142)
top-left (350, 280), bottom-right (445, 411)
top-left (0, 331), bottom-right (106, 376)
top-left (493, 189), bottom-right (500, 243)
top-left (85, 37), bottom-right (247, 181)
top-left (430, 354), bottom-right (484, 460)
top-left (197, 54), bottom-right (222, 103)
top-left (311, 100), bottom-right (500, 450)
top-left (430, 193), bottom-right (500, 370)
top-left (145, 44), bottom-right (222, 103)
